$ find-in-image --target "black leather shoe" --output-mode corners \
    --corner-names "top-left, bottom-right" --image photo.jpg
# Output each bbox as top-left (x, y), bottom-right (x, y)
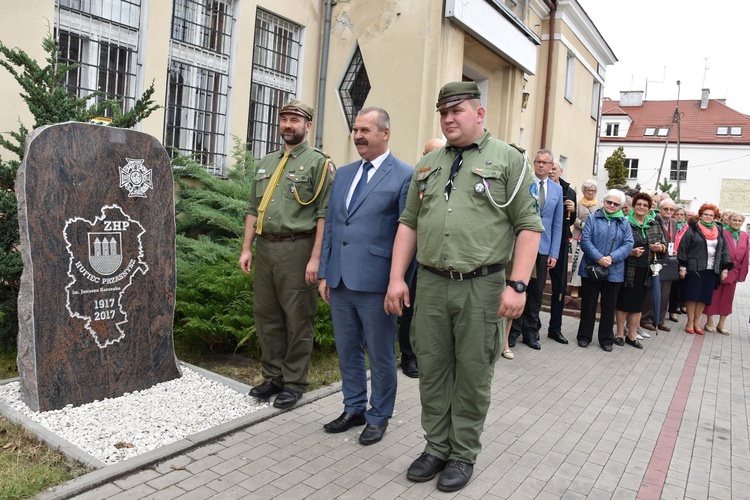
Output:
top-left (614, 337), bottom-right (625, 346)
top-left (548, 332), bottom-right (569, 344)
top-left (249, 380), bottom-right (282, 399)
top-left (625, 337), bottom-right (643, 349)
top-left (578, 340), bottom-right (589, 348)
top-left (407, 453), bottom-right (447, 482)
top-left (402, 358), bottom-right (419, 378)
top-left (359, 421), bottom-right (388, 445)
top-left (437, 460), bottom-right (474, 492)
top-left (523, 339), bottom-right (541, 350)
top-left (323, 411), bottom-right (366, 433)
top-left (273, 388), bottom-right (302, 409)
top-left (601, 344), bottom-right (613, 352)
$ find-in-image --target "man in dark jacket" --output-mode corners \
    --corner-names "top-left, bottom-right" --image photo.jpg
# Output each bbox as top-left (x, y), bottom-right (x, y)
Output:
top-left (546, 160), bottom-right (576, 343)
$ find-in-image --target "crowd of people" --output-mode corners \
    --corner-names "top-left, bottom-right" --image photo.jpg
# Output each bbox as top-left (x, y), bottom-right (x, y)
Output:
top-left (237, 80), bottom-right (747, 493)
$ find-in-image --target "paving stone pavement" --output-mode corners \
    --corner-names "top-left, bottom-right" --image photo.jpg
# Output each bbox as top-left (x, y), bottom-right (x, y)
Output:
top-left (44, 283), bottom-right (750, 499)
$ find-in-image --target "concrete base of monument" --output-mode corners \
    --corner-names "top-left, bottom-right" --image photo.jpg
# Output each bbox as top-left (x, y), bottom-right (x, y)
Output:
top-left (0, 361), bottom-right (343, 499)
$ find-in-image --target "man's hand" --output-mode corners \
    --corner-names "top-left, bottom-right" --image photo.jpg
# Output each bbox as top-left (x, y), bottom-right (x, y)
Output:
top-left (318, 279), bottom-right (330, 304)
top-left (384, 279), bottom-right (410, 316)
top-left (564, 199), bottom-right (575, 213)
top-left (239, 249), bottom-right (253, 274)
top-left (498, 286), bottom-right (526, 319)
top-left (305, 258), bottom-right (319, 285)
top-left (547, 256), bottom-right (557, 269)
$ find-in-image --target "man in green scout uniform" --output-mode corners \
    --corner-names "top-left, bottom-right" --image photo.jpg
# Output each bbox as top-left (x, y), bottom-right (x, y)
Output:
top-left (385, 82), bottom-right (544, 492)
top-left (239, 99), bottom-right (334, 410)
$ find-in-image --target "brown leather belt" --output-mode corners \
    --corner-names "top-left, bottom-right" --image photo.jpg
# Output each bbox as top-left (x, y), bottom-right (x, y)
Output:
top-left (423, 263), bottom-right (505, 281)
top-left (257, 231), bottom-right (316, 243)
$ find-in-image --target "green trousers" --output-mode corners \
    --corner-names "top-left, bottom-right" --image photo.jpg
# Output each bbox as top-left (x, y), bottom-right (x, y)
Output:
top-left (412, 267), bottom-right (504, 463)
top-left (253, 237), bottom-right (318, 391)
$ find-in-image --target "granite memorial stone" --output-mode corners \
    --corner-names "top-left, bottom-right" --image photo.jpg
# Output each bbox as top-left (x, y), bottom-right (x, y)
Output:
top-left (16, 122), bottom-right (181, 412)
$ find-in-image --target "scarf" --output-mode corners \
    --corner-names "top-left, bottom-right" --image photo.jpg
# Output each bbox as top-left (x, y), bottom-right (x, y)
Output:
top-left (580, 197), bottom-right (599, 207)
top-left (730, 228), bottom-right (740, 242)
top-left (627, 211), bottom-right (649, 239)
top-left (698, 219), bottom-right (718, 240)
top-left (676, 220), bottom-right (686, 230)
top-left (604, 208), bottom-right (624, 221)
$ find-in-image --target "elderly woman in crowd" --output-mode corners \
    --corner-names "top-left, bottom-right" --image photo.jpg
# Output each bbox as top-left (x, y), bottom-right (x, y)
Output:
top-left (677, 203), bottom-right (732, 334)
top-left (576, 189), bottom-right (633, 351)
top-left (570, 180), bottom-right (602, 298)
top-left (668, 205), bottom-right (690, 319)
top-left (614, 192), bottom-right (666, 349)
top-left (641, 198), bottom-right (678, 332)
top-left (703, 210), bottom-right (748, 334)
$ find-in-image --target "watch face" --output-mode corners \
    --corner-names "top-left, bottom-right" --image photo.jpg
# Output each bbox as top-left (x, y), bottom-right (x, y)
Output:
top-left (510, 281), bottom-right (526, 293)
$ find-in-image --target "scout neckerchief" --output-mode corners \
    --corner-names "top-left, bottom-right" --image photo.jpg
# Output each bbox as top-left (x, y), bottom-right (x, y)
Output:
top-left (445, 143), bottom-right (478, 200)
top-left (256, 152), bottom-right (291, 235)
top-left (698, 219), bottom-right (718, 240)
top-left (730, 228), bottom-right (741, 242)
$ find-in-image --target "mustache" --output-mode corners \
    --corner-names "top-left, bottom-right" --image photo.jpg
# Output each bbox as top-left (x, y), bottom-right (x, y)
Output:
top-left (354, 138), bottom-right (368, 146)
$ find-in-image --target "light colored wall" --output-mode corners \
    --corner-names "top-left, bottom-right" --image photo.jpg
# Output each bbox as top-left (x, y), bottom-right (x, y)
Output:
top-left (597, 141), bottom-right (750, 212)
top-left (0, 2), bottom-right (54, 159)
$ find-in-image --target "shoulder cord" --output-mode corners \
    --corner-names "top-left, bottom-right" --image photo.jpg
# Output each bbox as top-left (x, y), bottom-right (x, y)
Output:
top-left (482, 150), bottom-right (529, 209)
top-left (293, 158), bottom-right (331, 206)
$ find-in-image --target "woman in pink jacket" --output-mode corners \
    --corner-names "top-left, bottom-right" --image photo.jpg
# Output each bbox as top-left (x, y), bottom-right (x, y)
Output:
top-left (703, 211), bottom-right (749, 334)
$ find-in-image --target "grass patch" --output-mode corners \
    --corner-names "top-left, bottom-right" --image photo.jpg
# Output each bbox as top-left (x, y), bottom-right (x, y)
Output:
top-left (0, 351), bottom-right (17, 380)
top-left (0, 417), bottom-right (93, 499)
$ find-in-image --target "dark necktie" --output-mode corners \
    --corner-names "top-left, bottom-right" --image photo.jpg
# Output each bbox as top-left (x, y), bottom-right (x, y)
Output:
top-left (538, 180), bottom-right (545, 209)
top-left (349, 161), bottom-right (373, 212)
top-left (445, 144), bottom-right (478, 200)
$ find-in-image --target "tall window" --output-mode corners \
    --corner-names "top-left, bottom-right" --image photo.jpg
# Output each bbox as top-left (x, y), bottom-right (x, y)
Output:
top-left (670, 160), bottom-right (688, 182)
top-left (339, 45), bottom-right (371, 131)
top-left (247, 9), bottom-right (302, 158)
top-left (564, 52), bottom-right (575, 102)
top-left (625, 158), bottom-right (639, 179)
top-left (55, 0), bottom-right (141, 116)
top-left (166, 0), bottom-right (234, 175)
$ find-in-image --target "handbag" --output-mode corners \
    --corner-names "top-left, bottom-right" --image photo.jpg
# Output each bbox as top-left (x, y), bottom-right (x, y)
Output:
top-left (656, 256), bottom-right (679, 281)
top-left (585, 264), bottom-right (610, 281)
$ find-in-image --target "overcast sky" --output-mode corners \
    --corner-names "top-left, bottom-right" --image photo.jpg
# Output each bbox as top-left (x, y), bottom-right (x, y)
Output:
top-left (579, 0), bottom-right (750, 116)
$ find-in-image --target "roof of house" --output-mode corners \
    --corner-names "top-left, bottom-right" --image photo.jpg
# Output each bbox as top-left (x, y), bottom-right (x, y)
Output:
top-left (601, 98), bottom-right (750, 145)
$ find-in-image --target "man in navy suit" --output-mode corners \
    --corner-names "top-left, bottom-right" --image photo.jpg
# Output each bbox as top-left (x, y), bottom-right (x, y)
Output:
top-left (509, 149), bottom-right (563, 350)
top-left (318, 107), bottom-right (413, 445)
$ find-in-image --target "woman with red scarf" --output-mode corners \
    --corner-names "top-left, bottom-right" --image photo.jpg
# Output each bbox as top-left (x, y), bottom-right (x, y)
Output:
top-left (703, 211), bottom-right (749, 334)
top-left (676, 204), bottom-right (733, 334)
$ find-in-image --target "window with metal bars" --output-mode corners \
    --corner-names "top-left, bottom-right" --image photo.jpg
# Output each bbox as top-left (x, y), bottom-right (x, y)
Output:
top-left (55, 0), bottom-right (141, 116)
top-left (166, 0), bottom-right (233, 175)
top-left (339, 45), bottom-right (371, 131)
top-left (247, 9), bottom-right (302, 158)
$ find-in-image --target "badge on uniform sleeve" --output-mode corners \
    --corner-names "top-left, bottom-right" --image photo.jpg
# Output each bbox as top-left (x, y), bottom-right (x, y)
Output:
top-left (474, 181), bottom-right (485, 194)
top-left (419, 183), bottom-right (427, 199)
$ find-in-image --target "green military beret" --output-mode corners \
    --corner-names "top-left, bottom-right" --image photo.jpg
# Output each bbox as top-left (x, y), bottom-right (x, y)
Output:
top-left (280, 98), bottom-right (314, 121)
top-left (436, 81), bottom-right (482, 111)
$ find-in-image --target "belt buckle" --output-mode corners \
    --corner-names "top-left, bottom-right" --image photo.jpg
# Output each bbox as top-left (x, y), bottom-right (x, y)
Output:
top-left (449, 270), bottom-right (464, 281)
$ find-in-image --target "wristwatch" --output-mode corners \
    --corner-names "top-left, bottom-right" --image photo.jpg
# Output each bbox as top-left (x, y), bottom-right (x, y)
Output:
top-left (507, 280), bottom-right (527, 293)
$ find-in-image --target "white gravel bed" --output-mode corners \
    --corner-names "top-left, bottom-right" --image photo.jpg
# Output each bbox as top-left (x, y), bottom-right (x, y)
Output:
top-left (0, 366), bottom-right (268, 465)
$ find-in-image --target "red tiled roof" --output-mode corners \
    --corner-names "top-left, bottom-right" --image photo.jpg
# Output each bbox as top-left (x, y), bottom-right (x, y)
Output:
top-left (601, 99), bottom-right (750, 145)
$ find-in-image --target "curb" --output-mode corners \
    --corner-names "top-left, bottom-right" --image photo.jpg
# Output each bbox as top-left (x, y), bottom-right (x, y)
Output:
top-left (1, 363), bottom-right (342, 500)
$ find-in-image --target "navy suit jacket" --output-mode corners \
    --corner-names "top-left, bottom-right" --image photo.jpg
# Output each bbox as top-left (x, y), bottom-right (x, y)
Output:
top-left (537, 177), bottom-right (564, 259)
top-left (319, 153), bottom-right (413, 293)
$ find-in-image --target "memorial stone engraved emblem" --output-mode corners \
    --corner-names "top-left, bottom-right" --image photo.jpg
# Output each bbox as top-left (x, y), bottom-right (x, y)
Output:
top-left (16, 122), bottom-right (181, 412)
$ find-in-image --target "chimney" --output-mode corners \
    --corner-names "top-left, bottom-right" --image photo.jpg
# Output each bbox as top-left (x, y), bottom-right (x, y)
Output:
top-left (619, 91), bottom-right (644, 107)
top-left (700, 88), bottom-right (710, 109)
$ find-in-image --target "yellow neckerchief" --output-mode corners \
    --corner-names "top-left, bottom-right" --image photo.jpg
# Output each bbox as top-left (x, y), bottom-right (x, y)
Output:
top-left (580, 196), bottom-right (599, 207)
top-left (256, 152), bottom-right (290, 235)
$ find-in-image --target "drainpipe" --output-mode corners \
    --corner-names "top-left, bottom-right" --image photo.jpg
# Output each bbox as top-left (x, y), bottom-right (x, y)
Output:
top-left (540, 0), bottom-right (556, 149)
top-left (315, 0), bottom-right (333, 149)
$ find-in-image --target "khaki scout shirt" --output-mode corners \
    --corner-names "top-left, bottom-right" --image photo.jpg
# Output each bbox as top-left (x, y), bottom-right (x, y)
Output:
top-left (398, 131), bottom-right (544, 273)
top-left (246, 141), bottom-right (333, 234)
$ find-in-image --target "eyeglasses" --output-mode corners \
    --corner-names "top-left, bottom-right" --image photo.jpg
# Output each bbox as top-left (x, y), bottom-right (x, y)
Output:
top-left (603, 200), bottom-right (621, 208)
top-left (634, 203), bottom-right (650, 208)
top-left (583, 189), bottom-right (597, 193)
top-left (701, 213), bottom-right (715, 218)
top-left (534, 160), bottom-right (552, 166)
top-left (661, 207), bottom-right (675, 212)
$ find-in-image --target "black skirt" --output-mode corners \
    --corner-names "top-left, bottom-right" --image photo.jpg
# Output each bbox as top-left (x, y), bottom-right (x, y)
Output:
top-left (616, 266), bottom-right (650, 313)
